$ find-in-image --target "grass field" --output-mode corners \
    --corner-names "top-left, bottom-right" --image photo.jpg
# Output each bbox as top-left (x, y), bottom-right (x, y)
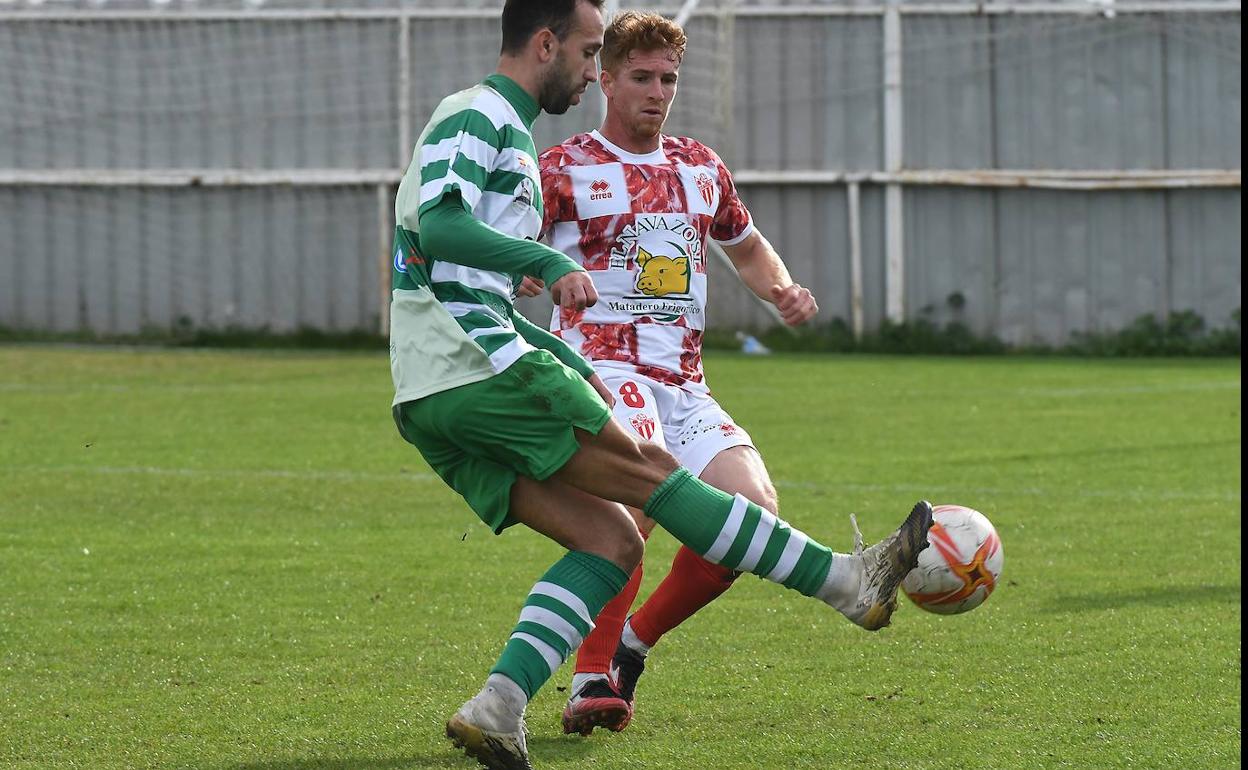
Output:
top-left (0, 346), bottom-right (1240, 770)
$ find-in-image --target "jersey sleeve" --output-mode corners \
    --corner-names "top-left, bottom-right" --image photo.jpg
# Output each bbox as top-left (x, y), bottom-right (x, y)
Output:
top-left (419, 195), bottom-right (584, 287)
top-left (414, 109), bottom-right (503, 220)
top-left (538, 145), bottom-right (572, 241)
top-left (708, 150), bottom-right (754, 246)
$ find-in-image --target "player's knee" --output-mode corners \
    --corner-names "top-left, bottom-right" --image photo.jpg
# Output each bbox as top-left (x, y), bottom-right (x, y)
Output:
top-left (637, 440), bottom-right (679, 475)
top-left (604, 519), bottom-right (644, 571)
top-left (754, 481), bottom-right (780, 516)
top-left (620, 527), bottom-right (645, 571)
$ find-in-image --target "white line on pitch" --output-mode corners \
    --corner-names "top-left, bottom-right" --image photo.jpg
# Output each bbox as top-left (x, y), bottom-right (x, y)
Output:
top-left (2, 464), bottom-right (1237, 504)
top-left (1, 465), bottom-right (437, 483)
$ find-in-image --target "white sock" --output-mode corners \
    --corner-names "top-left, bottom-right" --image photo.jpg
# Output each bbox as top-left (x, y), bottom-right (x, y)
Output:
top-left (620, 620), bottom-right (651, 657)
top-left (815, 552), bottom-right (862, 614)
top-left (482, 673), bottom-right (528, 717)
top-left (570, 671), bottom-right (608, 695)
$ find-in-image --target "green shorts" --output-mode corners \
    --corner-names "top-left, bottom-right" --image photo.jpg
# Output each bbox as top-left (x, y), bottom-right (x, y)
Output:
top-left (392, 349), bottom-right (612, 534)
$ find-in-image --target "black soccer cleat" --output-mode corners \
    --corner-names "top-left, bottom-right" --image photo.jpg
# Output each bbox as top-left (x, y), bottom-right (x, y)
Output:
top-left (609, 638), bottom-right (647, 706)
top-left (560, 677), bottom-right (631, 736)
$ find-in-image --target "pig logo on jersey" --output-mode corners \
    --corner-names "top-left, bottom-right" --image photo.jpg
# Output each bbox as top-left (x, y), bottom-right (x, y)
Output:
top-left (695, 173), bottom-right (715, 207)
top-left (606, 214), bottom-right (704, 324)
top-left (629, 413), bottom-right (657, 440)
top-left (635, 247), bottom-right (690, 298)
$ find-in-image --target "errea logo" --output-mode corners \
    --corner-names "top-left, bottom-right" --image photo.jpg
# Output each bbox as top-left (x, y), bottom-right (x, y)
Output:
top-left (589, 179), bottom-right (613, 201)
top-left (570, 163), bottom-right (629, 217)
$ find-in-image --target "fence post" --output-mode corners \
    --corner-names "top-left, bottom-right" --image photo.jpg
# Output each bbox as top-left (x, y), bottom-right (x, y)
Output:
top-left (377, 184), bottom-right (392, 336)
top-left (883, 0), bottom-right (905, 324)
top-left (848, 180), bottom-right (865, 339)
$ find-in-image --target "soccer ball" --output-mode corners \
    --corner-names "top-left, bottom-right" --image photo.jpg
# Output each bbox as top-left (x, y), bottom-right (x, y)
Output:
top-left (901, 504), bottom-right (1003, 615)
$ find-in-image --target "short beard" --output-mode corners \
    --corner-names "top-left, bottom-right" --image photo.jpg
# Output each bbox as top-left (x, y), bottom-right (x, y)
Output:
top-left (537, 57), bottom-right (577, 115)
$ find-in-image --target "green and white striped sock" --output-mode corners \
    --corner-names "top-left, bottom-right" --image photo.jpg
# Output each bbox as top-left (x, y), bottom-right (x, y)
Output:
top-left (644, 468), bottom-right (849, 597)
top-left (490, 550), bottom-right (629, 701)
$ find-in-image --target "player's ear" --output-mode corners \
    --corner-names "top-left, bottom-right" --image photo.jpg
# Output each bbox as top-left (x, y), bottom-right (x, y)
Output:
top-left (534, 28), bottom-right (557, 63)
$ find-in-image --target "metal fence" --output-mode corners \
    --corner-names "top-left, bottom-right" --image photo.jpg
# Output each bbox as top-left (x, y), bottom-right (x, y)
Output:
top-left (0, 1), bottom-right (1240, 344)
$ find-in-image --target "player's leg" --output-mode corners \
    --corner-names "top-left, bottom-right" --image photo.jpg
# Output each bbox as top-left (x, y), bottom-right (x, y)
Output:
top-left (553, 418), bottom-right (932, 632)
top-left (483, 475), bottom-right (644, 702)
top-left (615, 446), bottom-right (770, 710)
top-left (561, 374), bottom-right (668, 735)
top-left (394, 352), bottom-right (643, 769)
top-left (445, 477), bottom-right (644, 770)
top-left (409, 351), bottom-right (929, 766)
top-left (611, 403), bottom-right (770, 718)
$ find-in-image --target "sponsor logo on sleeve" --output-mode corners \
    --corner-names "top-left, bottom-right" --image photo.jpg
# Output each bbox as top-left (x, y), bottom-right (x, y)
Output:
top-left (396, 248), bottom-right (425, 274)
top-left (515, 175), bottom-right (535, 208)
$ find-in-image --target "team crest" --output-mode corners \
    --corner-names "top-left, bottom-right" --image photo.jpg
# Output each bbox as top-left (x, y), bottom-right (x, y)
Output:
top-left (630, 413), bottom-right (657, 440)
top-left (514, 175), bottom-right (534, 208)
top-left (695, 173), bottom-right (715, 207)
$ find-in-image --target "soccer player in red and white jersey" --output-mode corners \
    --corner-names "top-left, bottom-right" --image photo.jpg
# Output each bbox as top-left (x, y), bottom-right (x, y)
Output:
top-left (534, 10), bottom-right (825, 735)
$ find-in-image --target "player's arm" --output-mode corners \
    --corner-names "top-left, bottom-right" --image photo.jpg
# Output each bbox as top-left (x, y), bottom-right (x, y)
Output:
top-left (419, 194), bottom-right (579, 287)
top-left (419, 195), bottom-right (598, 312)
top-left (705, 146), bottom-right (818, 327)
top-left (511, 147), bottom-right (570, 299)
top-left (721, 230), bottom-right (818, 327)
top-left (509, 312), bottom-right (615, 406)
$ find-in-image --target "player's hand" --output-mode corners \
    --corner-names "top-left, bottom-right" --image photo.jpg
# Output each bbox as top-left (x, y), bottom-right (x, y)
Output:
top-left (770, 283), bottom-right (818, 326)
top-left (516, 276), bottom-right (545, 298)
top-left (551, 272), bottom-right (598, 313)
top-left (587, 373), bottom-right (615, 407)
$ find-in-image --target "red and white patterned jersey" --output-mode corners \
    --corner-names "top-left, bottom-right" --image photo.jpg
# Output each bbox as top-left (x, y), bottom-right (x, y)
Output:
top-left (539, 130), bottom-right (754, 393)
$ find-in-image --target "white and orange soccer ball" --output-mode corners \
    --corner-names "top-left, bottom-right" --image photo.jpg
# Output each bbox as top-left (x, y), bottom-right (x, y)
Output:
top-left (902, 504), bottom-right (1003, 615)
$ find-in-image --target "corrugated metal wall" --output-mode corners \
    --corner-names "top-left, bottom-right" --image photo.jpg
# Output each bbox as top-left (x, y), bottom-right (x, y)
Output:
top-left (0, 185), bottom-right (380, 333)
top-left (0, 4), bottom-right (1240, 343)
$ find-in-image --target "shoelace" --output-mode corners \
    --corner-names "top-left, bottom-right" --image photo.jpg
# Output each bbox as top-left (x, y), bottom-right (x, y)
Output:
top-left (849, 513), bottom-right (866, 555)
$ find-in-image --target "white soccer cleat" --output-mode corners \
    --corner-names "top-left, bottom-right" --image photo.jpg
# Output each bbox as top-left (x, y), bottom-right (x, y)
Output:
top-left (843, 501), bottom-right (934, 631)
top-left (445, 684), bottom-right (532, 770)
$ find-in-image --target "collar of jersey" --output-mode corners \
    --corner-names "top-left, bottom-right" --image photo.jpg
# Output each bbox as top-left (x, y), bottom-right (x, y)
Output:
top-left (482, 74), bottom-right (539, 129)
top-left (591, 129), bottom-right (667, 165)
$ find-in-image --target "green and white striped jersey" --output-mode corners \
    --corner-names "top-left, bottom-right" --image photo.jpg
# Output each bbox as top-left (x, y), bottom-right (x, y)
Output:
top-left (390, 74), bottom-right (561, 405)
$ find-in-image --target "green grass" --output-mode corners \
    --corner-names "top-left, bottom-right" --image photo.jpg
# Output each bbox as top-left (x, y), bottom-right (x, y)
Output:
top-left (0, 346), bottom-right (1239, 770)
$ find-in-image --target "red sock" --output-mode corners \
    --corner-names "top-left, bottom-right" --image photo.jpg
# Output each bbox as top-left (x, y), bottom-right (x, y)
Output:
top-left (628, 545), bottom-right (738, 648)
top-left (573, 539), bottom-right (646, 675)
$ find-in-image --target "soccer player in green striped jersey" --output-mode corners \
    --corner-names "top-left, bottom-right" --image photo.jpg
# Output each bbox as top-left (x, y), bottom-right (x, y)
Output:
top-left (390, 2), bottom-right (933, 768)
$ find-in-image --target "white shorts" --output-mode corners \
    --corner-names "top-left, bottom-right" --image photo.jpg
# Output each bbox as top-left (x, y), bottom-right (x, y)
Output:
top-left (599, 369), bottom-right (756, 477)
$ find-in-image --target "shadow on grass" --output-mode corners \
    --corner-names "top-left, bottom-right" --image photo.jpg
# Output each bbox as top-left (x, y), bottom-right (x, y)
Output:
top-left (226, 757), bottom-right (451, 770)
top-left (224, 735), bottom-right (597, 770)
top-left (1043, 583), bottom-right (1240, 613)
